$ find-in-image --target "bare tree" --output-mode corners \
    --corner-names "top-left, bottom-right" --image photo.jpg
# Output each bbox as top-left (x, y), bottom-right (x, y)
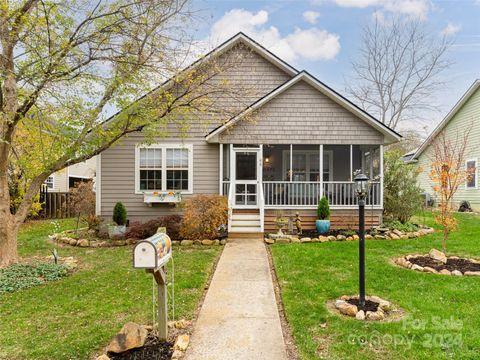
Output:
top-left (347, 17), bottom-right (452, 130)
top-left (0, 0), bottom-right (248, 266)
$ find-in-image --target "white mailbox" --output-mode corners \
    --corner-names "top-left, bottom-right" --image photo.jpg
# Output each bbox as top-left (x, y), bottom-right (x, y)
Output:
top-left (133, 229), bottom-right (172, 269)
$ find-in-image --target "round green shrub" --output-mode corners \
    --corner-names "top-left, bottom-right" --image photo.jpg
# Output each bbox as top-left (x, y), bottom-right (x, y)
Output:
top-left (112, 202), bottom-right (127, 225)
top-left (317, 196), bottom-right (330, 220)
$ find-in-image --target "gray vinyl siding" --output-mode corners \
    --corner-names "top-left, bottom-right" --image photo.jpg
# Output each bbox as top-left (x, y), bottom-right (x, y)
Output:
top-left (416, 86), bottom-right (480, 211)
top-left (219, 81), bottom-right (384, 144)
top-left (100, 44), bottom-right (292, 221)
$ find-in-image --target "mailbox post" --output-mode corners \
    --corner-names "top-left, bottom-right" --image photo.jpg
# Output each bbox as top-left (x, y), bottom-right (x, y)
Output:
top-left (133, 228), bottom-right (172, 341)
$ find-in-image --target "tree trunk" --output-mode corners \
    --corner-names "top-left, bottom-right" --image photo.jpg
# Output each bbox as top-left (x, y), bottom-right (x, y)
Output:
top-left (0, 216), bottom-right (19, 267)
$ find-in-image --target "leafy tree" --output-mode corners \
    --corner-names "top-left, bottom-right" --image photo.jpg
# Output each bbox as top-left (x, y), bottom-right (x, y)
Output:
top-left (383, 149), bottom-right (423, 224)
top-left (0, 0), bottom-right (243, 266)
top-left (429, 128), bottom-right (471, 254)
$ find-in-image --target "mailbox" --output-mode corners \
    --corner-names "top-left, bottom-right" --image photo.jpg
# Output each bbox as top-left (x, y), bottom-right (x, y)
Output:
top-left (133, 230), bottom-right (172, 269)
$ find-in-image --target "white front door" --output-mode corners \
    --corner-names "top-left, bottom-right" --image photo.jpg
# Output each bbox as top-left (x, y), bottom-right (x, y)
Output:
top-left (232, 148), bottom-right (262, 208)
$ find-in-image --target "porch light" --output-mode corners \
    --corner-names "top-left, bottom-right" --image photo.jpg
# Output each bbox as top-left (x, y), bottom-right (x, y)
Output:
top-left (354, 172), bottom-right (369, 309)
top-left (354, 173), bottom-right (369, 199)
top-left (264, 156), bottom-right (270, 164)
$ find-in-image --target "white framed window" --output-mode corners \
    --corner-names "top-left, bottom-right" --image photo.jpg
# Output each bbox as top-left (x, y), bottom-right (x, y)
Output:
top-left (466, 159), bottom-right (477, 189)
top-left (135, 144), bottom-right (193, 194)
top-left (45, 175), bottom-right (54, 189)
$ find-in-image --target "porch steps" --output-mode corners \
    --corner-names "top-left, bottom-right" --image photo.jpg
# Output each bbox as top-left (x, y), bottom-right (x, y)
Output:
top-left (229, 210), bottom-right (263, 237)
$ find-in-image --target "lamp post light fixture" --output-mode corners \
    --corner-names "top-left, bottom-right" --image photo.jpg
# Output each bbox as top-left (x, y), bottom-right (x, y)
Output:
top-left (354, 173), bottom-right (370, 308)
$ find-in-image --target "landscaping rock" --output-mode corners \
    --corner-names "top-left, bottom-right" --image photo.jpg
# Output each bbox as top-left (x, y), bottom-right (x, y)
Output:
top-left (291, 237), bottom-right (301, 243)
top-left (172, 350), bottom-right (183, 359)
top-left (319, 236), bottom-right (328, 242)
top-left (300, 237), bottom-right (312, 243)
top-left (439, 269), bottom-right (451, 275)
top-left (356, 310), bottom-right (365, 320)
top-left (369, 296), bottom-right (392, 312)
top-left (392, 229), bottom-right (403, 237)
top-left (346, 236), bottom-right (353, 241)
top-left (411, 264), bottom-right (423, 272)
top-left (336, 235), bottom-right (346, 241)
top-left (69, 239), bottom-right (78, 246)
top-left (407, 232), bottom-right (416, 239)
top-left (353, 234), bottom-right (359, 240)
top-left (389, 233), bottom-right (400, 240)
top-left (465, 271), bottom-right (480, 276)
top-left (395, 257), bottom-right (409, 268)
top-left (276, 238), bottom-right (291, 244)
top-left (337, 302), bottom-right (358, 317)
top-left (365, 234), bottom-right (373, 240)
top-left (429, 249), bottom-right (447, 264)
top-left (327, 235), bottom-right (337, 242)
top-left (366, 310), bottom-right (385, 321)
top-left (423, 266), bottom-right (438, 274)
top-left (451, 270), bottom-right (463, 276)
top-left (174, 319), bottom-right (190, 329)
top-left (96, 355), bottom-right (110, 360)
top-left (264, 238), bottom-right (275, 244)
top-left (312, 237), bottom-right (320, 242)
top-left (374, 235), bottom-right (386, 240)
top-left (180, 240), bottom-right (193, 246)
top-left (213, 239), bottom-right (220, 245)
top-left (193, 240), bottom-right (201, 245)
top-left (77, 239), bottom-right (89, 247)
top-left (201, 239), bottom-right (213, 246)
top-left (174, 334), bottom-right (190, 351)
top-left (401, 235), bottom-right (409, 239)
top-left (172, 240), bottom-right (180, 246)
top-left (220, 239), bottom-right (227, 245)
top-left (106, 322), bottom-right (147, 354)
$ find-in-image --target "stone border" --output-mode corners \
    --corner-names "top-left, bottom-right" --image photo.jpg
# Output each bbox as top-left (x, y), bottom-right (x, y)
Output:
top-left (265, 226), bottom-right (435, 244)
top-left (328, 295), bottom-right (406, 322)
top-left (51, 230), bottom-right (227, 248)
top-left (394, 254), bottom-right (480, 276)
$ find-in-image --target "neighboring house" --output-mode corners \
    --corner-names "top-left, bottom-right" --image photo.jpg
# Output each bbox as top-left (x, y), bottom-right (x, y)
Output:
top-left (45, 157), bottom-right (96, 193)
top-left (409, 80), bottom-right (480, 210)
top-left (97, 33), bottom-right (401, 235)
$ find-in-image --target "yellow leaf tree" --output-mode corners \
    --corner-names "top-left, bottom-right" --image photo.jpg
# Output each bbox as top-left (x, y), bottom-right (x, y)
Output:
top-left (429, 127), bottom-right (472, 254)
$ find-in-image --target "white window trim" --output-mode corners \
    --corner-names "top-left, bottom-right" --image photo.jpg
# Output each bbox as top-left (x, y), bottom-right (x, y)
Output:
top-left (45, 175), bottom-right (55, 189)
top-left (135, 143), bottom-right (193, 194)
top-left (465, 158), bottom-right (477, 189)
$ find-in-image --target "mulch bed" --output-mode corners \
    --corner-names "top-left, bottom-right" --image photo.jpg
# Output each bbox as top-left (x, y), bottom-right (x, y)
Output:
top-left (409, 256), bottom-right (480, 273)
top-left (347, 298), bottom-right (379, 312)
top-left (108, 335), bottom-right (173, 360)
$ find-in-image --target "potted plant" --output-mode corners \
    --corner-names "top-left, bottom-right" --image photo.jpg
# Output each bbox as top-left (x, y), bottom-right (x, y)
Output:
top-left (316, 196), bottom-right (330, 234)
top-left (108, 202), bottom-right (128, 238)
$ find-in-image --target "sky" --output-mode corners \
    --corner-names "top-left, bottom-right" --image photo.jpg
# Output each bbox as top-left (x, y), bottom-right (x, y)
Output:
top-left (189, 0), bottom-right (480, 137)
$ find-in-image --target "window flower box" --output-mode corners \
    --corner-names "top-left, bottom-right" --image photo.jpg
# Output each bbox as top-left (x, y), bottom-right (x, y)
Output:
top-left (144, 191), bottom-right (182, 206)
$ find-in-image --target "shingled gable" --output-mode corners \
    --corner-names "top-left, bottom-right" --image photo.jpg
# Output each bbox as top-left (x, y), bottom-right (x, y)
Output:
top-left (205, 71), bottom-right (402, 144)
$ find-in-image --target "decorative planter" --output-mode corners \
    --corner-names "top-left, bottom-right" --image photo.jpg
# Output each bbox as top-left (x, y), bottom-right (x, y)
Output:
top-left (108, 224), bottom-right (126, 238)
top-left (144, 192), bottom-right (182, 206)
top-left (316, 219), bottom-right (330, 234)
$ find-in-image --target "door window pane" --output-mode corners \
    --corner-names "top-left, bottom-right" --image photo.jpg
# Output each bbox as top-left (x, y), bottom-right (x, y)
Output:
top-left (236, 152), bottom-right (257, 180)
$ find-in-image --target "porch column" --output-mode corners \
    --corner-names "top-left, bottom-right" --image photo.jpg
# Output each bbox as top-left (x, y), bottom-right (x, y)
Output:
top-left (319, 145), bottom-right (323, 198)
top-left (380, 144), bottom-right (384, 208)
top-left (219, 144), bottom-right (223, 195)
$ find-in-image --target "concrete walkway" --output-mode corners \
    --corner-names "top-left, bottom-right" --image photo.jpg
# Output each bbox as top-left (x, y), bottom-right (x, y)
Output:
top-left (184, 238), bottom-right (288, 360)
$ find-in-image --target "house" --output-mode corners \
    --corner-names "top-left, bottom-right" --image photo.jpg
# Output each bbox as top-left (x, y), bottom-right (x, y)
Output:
top-left (96, 33), bottom-right (401, 235)
top-left (409, 79), bottom-right (480, 211)
top-left (45, 157), bottom-right (96, 193)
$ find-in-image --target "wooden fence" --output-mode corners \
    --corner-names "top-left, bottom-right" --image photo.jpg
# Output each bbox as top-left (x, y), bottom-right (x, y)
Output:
top-left (40, 186), bottom-right (71, 219)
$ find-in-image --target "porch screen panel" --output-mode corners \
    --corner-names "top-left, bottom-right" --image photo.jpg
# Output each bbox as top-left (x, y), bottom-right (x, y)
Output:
top-left (263, 145), bottom-right (290, 206)
top-left (323, 145), bottom-right (351, 206)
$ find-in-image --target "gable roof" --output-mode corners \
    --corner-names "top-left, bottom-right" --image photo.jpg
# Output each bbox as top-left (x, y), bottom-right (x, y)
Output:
top-left (412, 79), bottom-right (480, 161)
top-left (206, 71), bottom-right (402, 144)
top-left (101, 32), bottom-right (298, 126)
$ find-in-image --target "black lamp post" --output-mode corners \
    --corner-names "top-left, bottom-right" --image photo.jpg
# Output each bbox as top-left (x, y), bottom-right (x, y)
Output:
top-left (354, 173), bottom-right (369, 308)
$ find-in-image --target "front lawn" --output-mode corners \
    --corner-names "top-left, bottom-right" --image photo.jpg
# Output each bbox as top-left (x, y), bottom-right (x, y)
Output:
top-left (271, 212), bottom-right (480, 359)
top-left (0, 219), bottom-right (221, 360)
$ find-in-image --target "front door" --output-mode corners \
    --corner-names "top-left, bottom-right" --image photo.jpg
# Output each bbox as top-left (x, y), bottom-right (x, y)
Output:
top-left (233, 149), bottom-right (261, 208)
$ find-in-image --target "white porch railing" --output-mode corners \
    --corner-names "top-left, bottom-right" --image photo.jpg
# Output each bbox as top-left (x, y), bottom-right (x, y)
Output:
top-left (262, 181), bottom-right (381, 207)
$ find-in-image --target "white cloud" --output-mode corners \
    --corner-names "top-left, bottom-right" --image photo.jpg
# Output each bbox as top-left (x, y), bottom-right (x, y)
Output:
top-left (204, 9), bottom-right (340, 62)
top-left (319, 0), bottom-right (432, 19)
top-left (303, 10), bottom-right (321, 24)
top-left (441, 23), bottom-right (461, 36)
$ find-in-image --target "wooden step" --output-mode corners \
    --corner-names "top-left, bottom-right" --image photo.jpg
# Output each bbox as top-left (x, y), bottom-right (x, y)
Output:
top-left (228, 232), bottom-right (264, 240)
top-left (230, 226), bottom-right (262, 233)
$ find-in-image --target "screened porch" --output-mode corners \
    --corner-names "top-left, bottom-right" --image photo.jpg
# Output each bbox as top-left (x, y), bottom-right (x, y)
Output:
top-left (220, 144), bottom-right (382, 208)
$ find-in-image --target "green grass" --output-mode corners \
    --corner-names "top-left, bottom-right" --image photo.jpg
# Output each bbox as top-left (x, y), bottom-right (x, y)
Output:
top-left (0, 219), bottom-right (221, 360)
top-left (271, 211), bottom-right (480, 360)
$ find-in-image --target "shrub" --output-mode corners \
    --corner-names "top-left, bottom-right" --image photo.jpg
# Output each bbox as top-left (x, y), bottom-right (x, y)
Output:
top-left (0, 262), bottom-right (68, 294)
top-left (126, 215), bottom-right (183, 240)
top-left (383, 220), bottom-right (418, 233)
top-left (112, 202), bottom-right (127, 226)
top-left (180, 195), bottom-right (228, 240)
top-left (383, 149), bottom-right (423, 224)
top-left (317, 196), bottom-right (330, 220)
top-left (69, 181), bottom-right (98, 230)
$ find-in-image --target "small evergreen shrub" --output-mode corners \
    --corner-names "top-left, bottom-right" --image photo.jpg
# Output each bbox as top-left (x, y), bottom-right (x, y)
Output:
top-left (0, 262), bottom-right (68, 294)
top-left (112, 202), bottom-right (127, 225)
top-left (317, 196), bottom-right (330, 220)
